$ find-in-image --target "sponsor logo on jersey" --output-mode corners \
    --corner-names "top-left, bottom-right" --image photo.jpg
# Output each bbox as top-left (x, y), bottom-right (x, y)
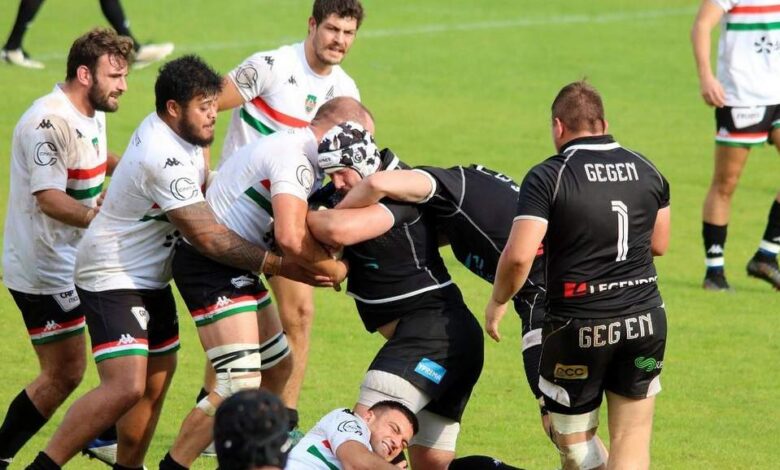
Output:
top-left (336, 419), bottom-right (363, 435)
top-left (170, 177), bottom-right (199, 201)
top-left (230, 275), bottom-right (255, 288)
top-left (163, 157), bottom-right (181, 168)
top-left (634, 356), bottom-right (663, 372)
top-left (707, 244), bottom-right (724, 255)
top-left (34, 141), bottom-right (58, 166)
top-left (36, 119), bottom-right (54, 130)
top-left (296, 165), bottom-right (314, 193)
top-left (305, 94), bottom-right (317, 113)
top-left (554, 363), bottom-right (589, 380)
top-left (235, 65), bottom-right (258, 89)
top-left (414, 358), bottom-right (446, 384)
top-left (563, 275), bottom-right (658, 298)
top-left (118, 333), bottom-right (138, 345)
top-left (130, 306), bottom-right (150, 330)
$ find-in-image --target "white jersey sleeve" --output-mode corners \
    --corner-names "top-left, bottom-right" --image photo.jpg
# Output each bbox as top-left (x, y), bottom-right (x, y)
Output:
top-left (265, 148), bottom-right (316, 201)
top-left (710, 0), bottom-right (737, 11)
top-left (27, 114), bottom-right (71, 194)
top-left (228, 49), bottom-right (287, 103)
top-left (320, 409), bottom-right (372, 454)
top-left (143, 152), bottom-right (205, 212)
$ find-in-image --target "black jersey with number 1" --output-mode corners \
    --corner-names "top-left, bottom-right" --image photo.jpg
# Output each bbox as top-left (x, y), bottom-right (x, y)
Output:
top-left (516, 135), bottom-right (669, 318)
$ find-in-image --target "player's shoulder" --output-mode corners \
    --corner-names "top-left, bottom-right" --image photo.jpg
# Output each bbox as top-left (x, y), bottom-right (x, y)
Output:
top-left (131, 114), bottom-right (193, 165)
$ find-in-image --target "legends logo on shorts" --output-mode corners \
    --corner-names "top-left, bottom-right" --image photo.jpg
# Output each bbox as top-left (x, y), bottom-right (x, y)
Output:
top-left (634, 356), bottom-right (663, 372)
top-left (553, 363), bottom-right (589, 380)
top-left (414, 358), bottom-right (446, 384)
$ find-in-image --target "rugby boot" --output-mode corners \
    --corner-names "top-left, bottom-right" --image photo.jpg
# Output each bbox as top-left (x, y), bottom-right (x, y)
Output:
top-left (1, 48), bottom-right (44, 69)
top-left (746, 257), bottom-right (780, 290)
top-left (133, 42), bottom-right (174, 69)
top-left (702, 271), bottom-right (733, 292)
top-left (82, 437), bottom-right (116, 466)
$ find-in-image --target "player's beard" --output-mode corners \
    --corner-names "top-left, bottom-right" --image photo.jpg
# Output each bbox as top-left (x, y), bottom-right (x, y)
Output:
top-left (178, 114), bottom-right (215, 148)
top-left (88, 77), bottom-right (119, 112)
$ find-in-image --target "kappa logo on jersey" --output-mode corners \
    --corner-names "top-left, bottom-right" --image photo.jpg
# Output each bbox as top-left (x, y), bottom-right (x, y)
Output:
top-left (130, 306), bottom-right (150, 331)
top-left (707, 244), bottom-right (724, 255)
top-left (263, 56), bottom-right (274, 67)
top-left (76, 129), bottom-right (84, 139)
top-left (288, 75), bottom-right (298, 86)
top-left (296, 165), bottom-right (314, 193)
top-left (44, 320), bottom-right (61, 332)
top-left (230, 275), bottom-right (255, 288)
top-left (170, 177), bottom-right (199, 201)
top-left (132, 133), bottom-right (142, 146)
top-left (336, 419), bottom-right (363, 435)
top-left (36, 118), bottom-right (54, 130)
top-left (305, 94), bottom-right (317, 113)
top-left (414, 358), bottom-right (446, 384)
top-left (215, 296), bottom-right (232, 309)
top-left (33, 141), bottom-right (58, 166)
top-left (163, 157), bottom-right (181, 168)
top-left (235, 64), bottom-right (258, 89)
top-left (118, 334), bottom-right (138, 345)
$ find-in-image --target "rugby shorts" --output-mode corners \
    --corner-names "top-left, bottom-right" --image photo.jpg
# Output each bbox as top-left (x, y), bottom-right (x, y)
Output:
top-left (77, 285), bottom-right (180, 363)
top-left (715, 104), bottom-right (780, 147)
top-left (368, 287), bottom-right (484, 422)
top-left (513, 291), bottom-right (547, 399)
top-left (539, 306), bottom-right (666, 415)
top-left (172, 241), bottom-right (272, 328)
top-left (9, 288), bottom-right (85, 345)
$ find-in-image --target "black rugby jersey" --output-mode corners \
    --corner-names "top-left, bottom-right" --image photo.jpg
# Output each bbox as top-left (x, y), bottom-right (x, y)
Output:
top-left (416, 165), bottom-right (546, 299)
top-left (344, 200), bottom-right (455, 332)
top-left (516, 135), bottom-right (669, 318)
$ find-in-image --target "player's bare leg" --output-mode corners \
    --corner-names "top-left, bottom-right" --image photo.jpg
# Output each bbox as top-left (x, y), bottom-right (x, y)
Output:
top-left (606, 392), bottom-right (655, 470)
top-left (268, 276), bottom-right (314, 408)
top-left (167, 311), bottom-right (260, 467)
top-left (702, 145), bottom-right (750, 225)
top-left (408, 445), bottom-right (454, 470)
top-left (27, 335), bottom-right (86, 418)
top-left (746, 127), bottom-right (780, 289)
top-left (115, 354), bottom-right (176, 467)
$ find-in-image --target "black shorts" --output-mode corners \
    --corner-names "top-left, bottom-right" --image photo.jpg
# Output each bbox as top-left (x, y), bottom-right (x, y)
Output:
top-left (77, 285), bottom-right (179, 363)
top-left (539, 306), bottom-right (666, 415)
top-left (9, 288), bottom-right (85, 345)
top-left (715, 105), bottom-right (780, 147)
top-left (369, 290), bottom-right (484, 422)
top-left (172, 241), bottom-right (272, 328)
top-left (513, 291), bottom-right (547, 399)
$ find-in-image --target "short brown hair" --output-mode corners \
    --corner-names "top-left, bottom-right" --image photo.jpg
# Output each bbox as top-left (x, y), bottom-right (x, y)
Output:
top-left (312, 0), bottom-right (365, 28)
top-left (66, 28), bottom-right (134, 80)
top-left (551, 80), bottom-right (605, 133)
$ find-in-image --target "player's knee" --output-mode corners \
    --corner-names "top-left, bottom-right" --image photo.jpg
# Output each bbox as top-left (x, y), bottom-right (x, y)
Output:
top-left (259, 332), bottom-right (291, 372)
top-left (43, 361), bottom-right (85, 394)
top-left (279, 301), bottom-right (314, 331)
top-left (550, 410), bottom-right (605, 470)
top-left (201, 343), bottom-right (262, 416)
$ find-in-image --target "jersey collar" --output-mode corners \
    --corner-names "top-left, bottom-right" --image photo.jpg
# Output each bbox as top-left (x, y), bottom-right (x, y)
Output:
top-left (560, 134), bottom-right (619, 156)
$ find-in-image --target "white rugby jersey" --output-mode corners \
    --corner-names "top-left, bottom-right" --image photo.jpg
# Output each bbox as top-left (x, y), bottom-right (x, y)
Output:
top-left (3, 85), bottom-right (107, 294)
top-left (207, 128), bottom-right (322, 248)
top-left (286, 409), bottom-right (372, 470)
top-left (75, 113), bottom-right (206, 291)
top-left (713, 0), bottom-right (780, 105)
top-left (220, 42), bottom-right (360, 163)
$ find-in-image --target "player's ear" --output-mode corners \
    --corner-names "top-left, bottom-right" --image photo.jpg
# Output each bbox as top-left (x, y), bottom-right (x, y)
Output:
top-left (76, 65), bottom-right (91, 87)
top-left (602, 119), bottom-right (609, 134)
top-left (308, 16), bottom-right (317, 34)
top-left (552, 117), bottom-right (564, 139)
top-left (165, 99), bottom-right (181, 119)
top-left (363, 409), bottom-right (375, 423)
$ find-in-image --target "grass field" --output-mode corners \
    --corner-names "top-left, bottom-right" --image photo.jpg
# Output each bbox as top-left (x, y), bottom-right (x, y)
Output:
top-left (1, 0), bottom-right (779, 468)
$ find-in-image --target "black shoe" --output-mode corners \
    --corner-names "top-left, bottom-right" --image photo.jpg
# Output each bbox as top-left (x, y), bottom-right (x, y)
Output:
top-left (746, 257), bottom-right (780, 290)
top-left (703, 272), bottom-right (733, 292)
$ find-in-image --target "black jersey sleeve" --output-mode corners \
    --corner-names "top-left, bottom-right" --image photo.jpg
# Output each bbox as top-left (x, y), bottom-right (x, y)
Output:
top-left (659, 174), bottom-right (670, 209)
top-left (515, 159), bottom-right (559, 221)
top-left (379, 199), bottom-right (420, 226)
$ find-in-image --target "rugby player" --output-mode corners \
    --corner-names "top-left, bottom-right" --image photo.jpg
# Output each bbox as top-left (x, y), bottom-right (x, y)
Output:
top-left (486, 81), bottom-right (670, 469)
top-left (158, 98), bottom-right (366, 469)
top-left (0, 28), bottom-right (132, 469)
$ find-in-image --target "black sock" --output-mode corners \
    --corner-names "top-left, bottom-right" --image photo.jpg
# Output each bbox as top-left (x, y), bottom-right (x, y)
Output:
top-left (96, 424), bottom-right (117, 442)
top-left (98, 0), bottom-right (138, 48)
top-left (25, 452), bottom-right (60, 470)
top-left (449, 456), bottom-right (524, 470)
top-left (756, 200), bottom-right (780, 261)
top-left (112, 465), bottom-right (143, 470)
top-left (195, 387), bottom-right (209, 404)
top-left (0, 390), bottom-right (48, 460)
top-left (287, 408), bottom-right (299, 431)
top-left (159, 452), bottom-right (188, 470)
top-left (3, 0), bottom-right (45, 50)
top-left (703, 222), bottom-right (727, 274)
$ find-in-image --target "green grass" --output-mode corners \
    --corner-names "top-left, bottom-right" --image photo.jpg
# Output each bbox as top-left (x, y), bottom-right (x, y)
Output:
top-left (1, 0), bottom-right (778, 468)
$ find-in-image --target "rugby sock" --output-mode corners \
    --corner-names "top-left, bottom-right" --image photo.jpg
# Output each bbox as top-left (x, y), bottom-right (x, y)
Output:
top-left (522, 344), bottom-right (543, 399)
top-left (755, 200), bottom-right (780, 262)
top-left (112, 465), bottom-right (143, 470)
top-left (98, 0), bottom-right (138, 49)
top-left (25, 452), bottom-right (60, 470)
top-left (286, 407), bottom-right (299, 431)
top-left (449, 455), bottom-right (525, 470)
top-left (159, 452), bottom-right (188, 470)
top-left (3, 0), bottom-right (45, 50)
top-left (703, 222), bottom-right (727, 274)
top-left (195, 387), bottom-right (209, 404)
top-left (0, 390), bottom-right (47, 461)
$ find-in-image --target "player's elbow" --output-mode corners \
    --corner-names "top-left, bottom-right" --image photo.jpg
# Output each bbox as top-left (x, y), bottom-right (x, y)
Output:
top-left (275, 227), bottom-right (307, 257)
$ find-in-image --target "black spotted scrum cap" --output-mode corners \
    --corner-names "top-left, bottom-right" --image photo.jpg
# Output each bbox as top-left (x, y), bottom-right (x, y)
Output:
top-left (317, 121), bottom-right (381, 178)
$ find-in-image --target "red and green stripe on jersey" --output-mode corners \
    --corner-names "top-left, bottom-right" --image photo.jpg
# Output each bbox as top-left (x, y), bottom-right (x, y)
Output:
top-left (243, 179), bottom-right (274, 216)
top-left (306, 440), bottom-right (339, 470)
top-left (28, 316), bottom-right (85, 345)
top-left (726, 3), bottom-right (780, 30)
top-left (189, 292), bottom-right (272, 327)
top-left (66, 161), bottom-right (106, 202)
top-left (240, 97), bottom-right (309, 136)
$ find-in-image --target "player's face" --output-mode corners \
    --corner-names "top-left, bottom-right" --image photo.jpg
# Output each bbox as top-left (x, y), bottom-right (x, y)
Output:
top-left (366, 409), bottom-right (413, 461)
top-left (88, 54), bottom-right (129, 113)
top-left (330, 168), bottom-right (362, 193)
top-left (308, 14), bottom-right (358, 67)
top-left (178, 94), bottom-right (218, 147)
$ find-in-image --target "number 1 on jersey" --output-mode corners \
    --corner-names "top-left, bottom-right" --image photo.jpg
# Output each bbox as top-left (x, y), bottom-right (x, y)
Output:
top-left (611, 200), bottom-right (628, 262)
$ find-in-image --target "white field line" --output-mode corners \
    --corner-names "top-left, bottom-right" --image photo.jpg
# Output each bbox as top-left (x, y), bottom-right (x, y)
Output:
top-left (35, 6), bottom-right (696, 60)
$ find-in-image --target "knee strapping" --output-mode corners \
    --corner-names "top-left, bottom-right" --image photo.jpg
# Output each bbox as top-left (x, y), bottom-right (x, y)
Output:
top-left (259, 332), bottom-right (290, 371)
top-left (207, 344), bottom-right (262, 399)
top-left (560, 438), bottom-right (606, 470)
